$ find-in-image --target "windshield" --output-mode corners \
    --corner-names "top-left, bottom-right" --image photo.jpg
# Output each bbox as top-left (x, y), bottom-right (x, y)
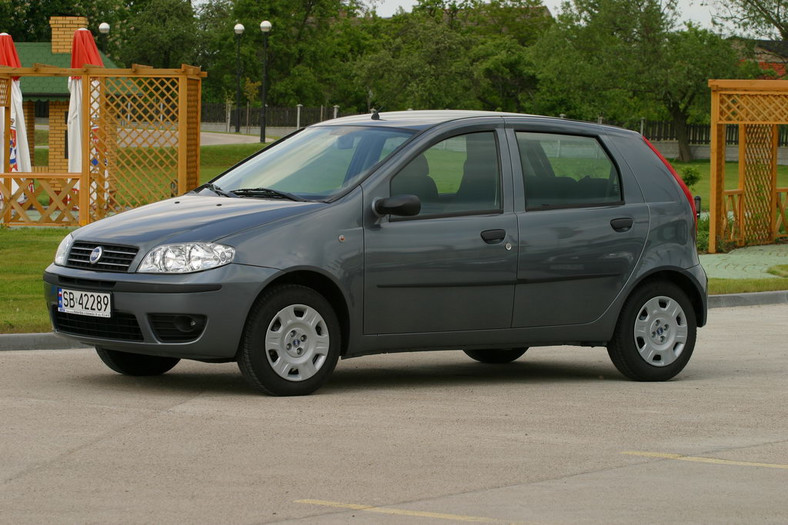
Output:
top-left (214, 125), bottom-right (414, 200)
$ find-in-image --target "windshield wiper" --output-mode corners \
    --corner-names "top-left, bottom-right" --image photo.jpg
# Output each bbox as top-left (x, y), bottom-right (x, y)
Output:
top-left (232, 187), bottom-right (306, 202)
top-left (196, 183), bottom-right (237, 198)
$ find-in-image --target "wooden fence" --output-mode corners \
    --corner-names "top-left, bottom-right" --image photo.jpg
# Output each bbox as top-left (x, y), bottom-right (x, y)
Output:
top-left (201, 106), bottom-right (788, 146)
top-left (201, 102), bottom-right (347, 130)
top-left (607, 119), bottom-right (788, 146)
top-left (0, 64), bottom-right (205, 227)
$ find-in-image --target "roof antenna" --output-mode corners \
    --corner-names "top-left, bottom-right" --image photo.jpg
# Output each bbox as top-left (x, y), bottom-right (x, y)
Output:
top-left (371, 108), bottom-right (380, 120)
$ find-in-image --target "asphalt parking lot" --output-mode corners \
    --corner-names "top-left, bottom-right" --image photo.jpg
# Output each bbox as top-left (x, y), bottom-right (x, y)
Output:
top-left (1, 303), bottom-right (786, 524)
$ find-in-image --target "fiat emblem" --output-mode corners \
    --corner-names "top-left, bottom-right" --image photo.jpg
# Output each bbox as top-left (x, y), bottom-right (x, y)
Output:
top-left (89, 246), bottom-right (104, 264)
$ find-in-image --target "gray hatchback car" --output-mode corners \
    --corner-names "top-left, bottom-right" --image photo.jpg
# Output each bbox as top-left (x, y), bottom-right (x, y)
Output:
top-left (44, 111), bottom-right (707, 395)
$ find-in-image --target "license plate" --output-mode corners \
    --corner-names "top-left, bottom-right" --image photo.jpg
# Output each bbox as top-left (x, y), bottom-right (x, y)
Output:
top-left (58, 288), bottom-right (112, 318)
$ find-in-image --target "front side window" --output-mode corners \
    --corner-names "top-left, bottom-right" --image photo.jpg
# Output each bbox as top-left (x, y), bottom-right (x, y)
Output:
top-left (517, 132), bottom-right (622, 209)
top-left (389, 131), bottom-right (501, 217)
top-left (215, 126), bottom-right (414, 200)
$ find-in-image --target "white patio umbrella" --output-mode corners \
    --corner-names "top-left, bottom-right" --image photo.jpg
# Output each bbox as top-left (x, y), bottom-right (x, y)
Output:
top-left (67, 28), bottom-right (105, 207)
top-left (0, 33), bottom-right (32, 204)
top-left (68, 28), bottom-right (104, 172)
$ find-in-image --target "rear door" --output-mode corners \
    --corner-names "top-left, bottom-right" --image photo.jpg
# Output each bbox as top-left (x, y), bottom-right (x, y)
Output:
top-left (508, 126), bottom-right (649, 328)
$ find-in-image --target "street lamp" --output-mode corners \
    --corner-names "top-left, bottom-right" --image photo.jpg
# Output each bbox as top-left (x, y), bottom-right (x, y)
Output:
top-left (259, 20), bottom-right (272, 143)
top-left (233, 23), bottom-right (244, 133)
top-left (98, 22), bottom-right (109, 55)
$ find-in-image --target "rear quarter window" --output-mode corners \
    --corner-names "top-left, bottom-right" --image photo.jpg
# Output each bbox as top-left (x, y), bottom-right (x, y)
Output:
top-left (608, 133), bottom-right (683, 204)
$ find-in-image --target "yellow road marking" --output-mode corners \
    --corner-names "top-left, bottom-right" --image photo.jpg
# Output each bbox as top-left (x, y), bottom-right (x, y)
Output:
top-left (622, 451), bottom-right (788, 470)
top-left (296, 499), bottom-right (519, 523)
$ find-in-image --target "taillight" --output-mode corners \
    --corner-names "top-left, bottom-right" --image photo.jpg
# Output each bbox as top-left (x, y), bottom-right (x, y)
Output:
top-left (642, 137), bottom-right (697, 227)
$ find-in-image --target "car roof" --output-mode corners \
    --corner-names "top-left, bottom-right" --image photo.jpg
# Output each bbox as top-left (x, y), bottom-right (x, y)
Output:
top-left (314, 110), bottom-right (633, 136)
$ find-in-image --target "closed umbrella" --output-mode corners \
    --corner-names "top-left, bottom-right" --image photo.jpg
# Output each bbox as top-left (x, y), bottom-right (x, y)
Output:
top-left (68, 28), bottom-right (103, 173)
top-left (0, 33), bottom-right (32, 204)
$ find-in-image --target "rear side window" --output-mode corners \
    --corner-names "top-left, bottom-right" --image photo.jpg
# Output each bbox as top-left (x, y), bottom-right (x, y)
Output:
top-left (516, 132), bottom-right (622, 209)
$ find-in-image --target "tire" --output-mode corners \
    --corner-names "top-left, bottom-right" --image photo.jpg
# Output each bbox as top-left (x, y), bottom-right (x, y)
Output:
top-left (463, 348), bottom-right (527, 364)
top-left (238, 285), bottom-right (341, 396)
top-left (607, 282), bottom-right (696, 381)
top-left (96, 347), bottom-right (180, 376)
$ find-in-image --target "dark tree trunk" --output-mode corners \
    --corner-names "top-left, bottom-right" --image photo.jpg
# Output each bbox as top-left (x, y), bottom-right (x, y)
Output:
top-left (670, 106), bottom-right (693, 162)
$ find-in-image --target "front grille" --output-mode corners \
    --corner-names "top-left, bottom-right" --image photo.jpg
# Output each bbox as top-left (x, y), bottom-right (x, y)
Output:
top-left (149, 314), bottom-right (207, 343)
top-left (56, 276), bottom-right (116, 290)
top-left (68, 242), bottom-right (139, 272)
top-left (53, 308), bottom-right (144, 342)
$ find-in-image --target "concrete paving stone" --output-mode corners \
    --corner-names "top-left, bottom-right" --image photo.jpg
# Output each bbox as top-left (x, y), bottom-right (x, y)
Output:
top-left (1, 304), bottom-right (787, 523)
top-left (700, 243), bottom-right (788, 280)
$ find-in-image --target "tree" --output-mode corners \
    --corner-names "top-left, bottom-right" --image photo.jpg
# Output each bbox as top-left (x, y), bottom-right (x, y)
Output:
top-left (469, 35), bottom-right (539, 112)
top-left (352, 0), bottom-right (551, 112)
top-left (353, 13), bottom-right (477, 110)
top-left (531, 0), bottom-right (754, 161)
top-left (0, 0), bottom-right (126, 44)
top-left (195, 0), bottom-right (366, 106)
top-left (711, 0), bottom-right (788, 39)
top-left (115, 0), bottom-right (197, 68)
top-left (659, 25), bottom-right (760, 160)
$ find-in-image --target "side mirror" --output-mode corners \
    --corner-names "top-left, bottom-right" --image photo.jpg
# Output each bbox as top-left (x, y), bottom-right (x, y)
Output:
top-left (373, 194), bottom-right (421, 217)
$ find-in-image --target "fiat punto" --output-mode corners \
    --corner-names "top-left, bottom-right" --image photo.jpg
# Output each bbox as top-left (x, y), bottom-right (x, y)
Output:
top-left (44, 111), bottom-right (707, 395)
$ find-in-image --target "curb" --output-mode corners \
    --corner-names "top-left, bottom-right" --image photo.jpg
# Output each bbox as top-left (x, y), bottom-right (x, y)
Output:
top-left (708, 290), bottom-right (788, 309)
top-left (2, 292), bottom-right (786, 352)
top-left (0, 333), bottom-right (89, 352)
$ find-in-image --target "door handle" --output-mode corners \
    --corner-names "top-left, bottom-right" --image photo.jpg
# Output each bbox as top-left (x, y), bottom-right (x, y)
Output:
top-left (610, 217), bottom-right (634, 232)
top-left (481, 229), bottom-right (506, 244)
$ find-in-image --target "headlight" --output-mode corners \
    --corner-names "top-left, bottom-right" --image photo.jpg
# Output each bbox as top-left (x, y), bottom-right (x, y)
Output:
top-left (54, 234), bottom-right (75, 266)
top-left (138, 242), bottom-right (235, 274)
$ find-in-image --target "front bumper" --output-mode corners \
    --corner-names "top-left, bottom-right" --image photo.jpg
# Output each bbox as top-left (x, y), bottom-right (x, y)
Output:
top-left (43, 263), bottom-right (279, 360)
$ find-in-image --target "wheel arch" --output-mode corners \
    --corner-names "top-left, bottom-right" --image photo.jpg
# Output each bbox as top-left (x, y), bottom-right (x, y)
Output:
top-left (240, 269), bottom-right (352, 358)
top-left (628, 269), bottom-right (707, 327)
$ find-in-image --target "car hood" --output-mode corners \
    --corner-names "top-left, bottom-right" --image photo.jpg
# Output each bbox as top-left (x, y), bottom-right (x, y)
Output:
top-left (74, 195), bottom-right (322, 247)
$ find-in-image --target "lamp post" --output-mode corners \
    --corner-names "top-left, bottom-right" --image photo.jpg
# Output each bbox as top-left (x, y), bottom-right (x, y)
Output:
top-left (233, 23), bottom-right (244, 133)
top-left (98, 22), bottom-right (109, 55)
top-left (259, 20), bottom-right (271, 143)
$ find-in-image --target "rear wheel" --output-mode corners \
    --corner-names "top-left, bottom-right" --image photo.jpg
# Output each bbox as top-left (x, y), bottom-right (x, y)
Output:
top-left (463, 348), bottom-right (527, 364)
top-left (238, 285), bottom-right (341, 396)
top-left (96, 347), bottom-right (180, 376)
top-left (607, 282), bottom-right (696, 381)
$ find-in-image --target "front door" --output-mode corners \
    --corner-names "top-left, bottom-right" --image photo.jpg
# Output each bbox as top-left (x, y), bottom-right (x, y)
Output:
top-left (364, 130), bottom-right (518, 334)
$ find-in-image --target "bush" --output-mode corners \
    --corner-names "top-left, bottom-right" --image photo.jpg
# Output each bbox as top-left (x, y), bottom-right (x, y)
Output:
top-left (696, 215), bottom-right (709, 253)
top-left (680, 166), bottom-right (701, 190)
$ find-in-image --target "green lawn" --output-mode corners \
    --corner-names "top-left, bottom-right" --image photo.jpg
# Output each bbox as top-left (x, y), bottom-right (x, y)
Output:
top-left (671, 160), bottom-right (788, 211)
top-left (2, 150), bottom-right (787, 334)
top-left (709, 277), bottom-right (788, 294)
top-left (768, 265), bottom-right (788, 278)
top-left (0, 228), bottom-right (69, 333)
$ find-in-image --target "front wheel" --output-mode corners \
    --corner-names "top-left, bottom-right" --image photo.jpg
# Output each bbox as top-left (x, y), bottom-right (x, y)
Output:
top-left (238, 285), bottom-right (341, 396)
top-left (96, 347), bottom-right (180, 376)
top-left (463, 348), bottom-right (527, 364)
top-left (607, 282), bottom-right (696, 381)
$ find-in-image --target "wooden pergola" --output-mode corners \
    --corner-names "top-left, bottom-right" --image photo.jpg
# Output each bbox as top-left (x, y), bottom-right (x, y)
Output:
top-left (709, 79), bottom-right (788, 253)
top-left (0, 64), bottom-right (205, 226)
